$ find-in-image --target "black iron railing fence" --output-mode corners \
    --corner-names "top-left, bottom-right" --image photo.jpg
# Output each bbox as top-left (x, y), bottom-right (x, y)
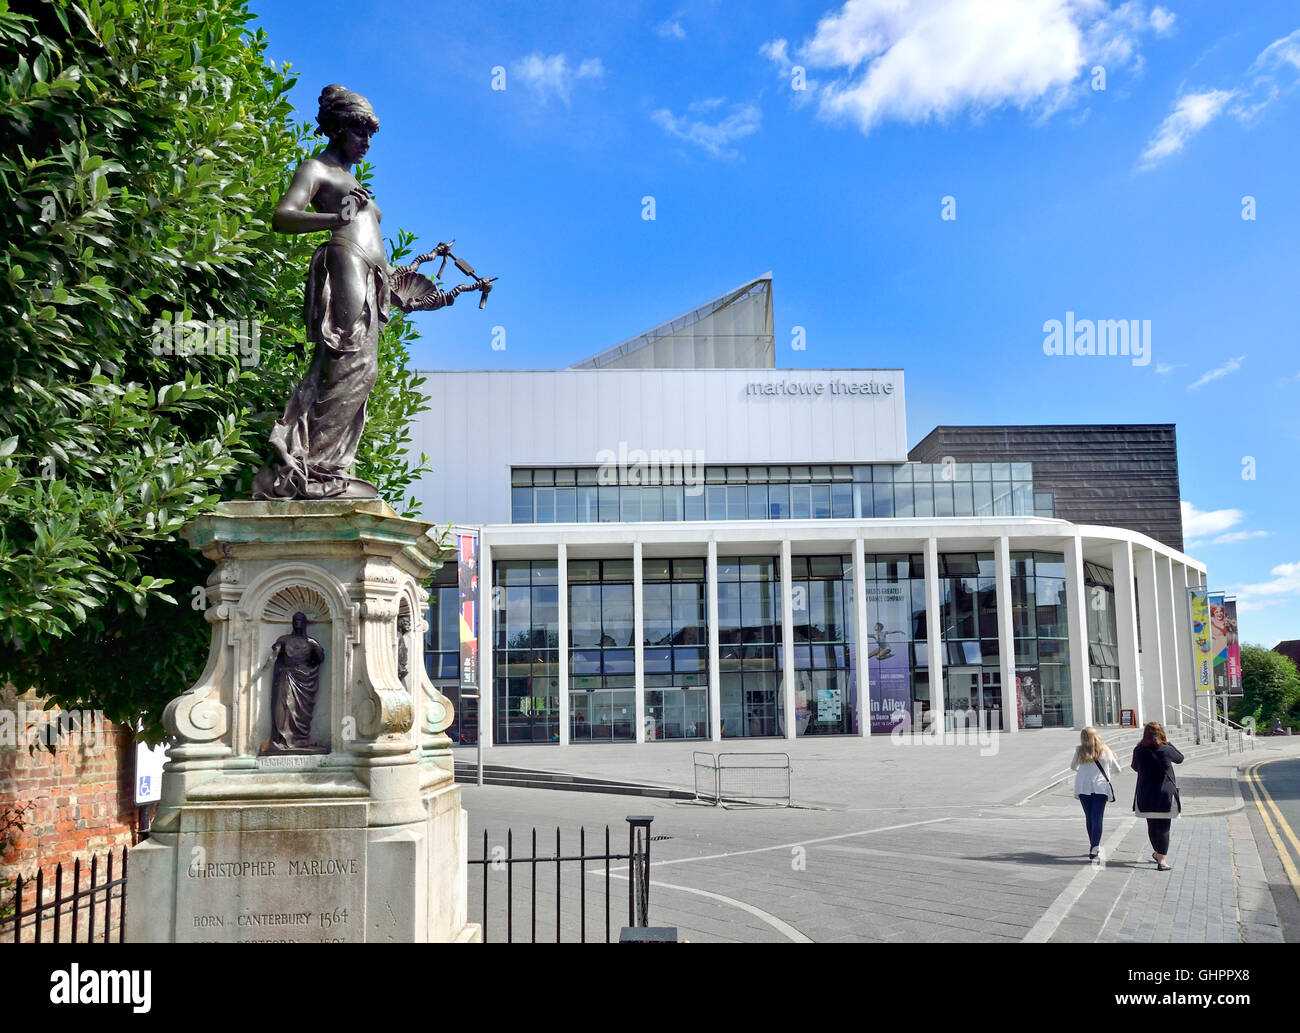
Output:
top-left (3, 846), bottom-right (128, 944)
top-left (469, 816), bottom-right (654, 943)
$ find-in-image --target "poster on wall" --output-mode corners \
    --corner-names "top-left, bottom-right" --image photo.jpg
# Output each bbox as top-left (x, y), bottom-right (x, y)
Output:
top-left (1224, 599), bottom-right (1242, 692)
top-left (867, 582), bottom-right (911, 732)
top-left (1210, 593), bottom-right (1228, 692)
top-left (1016, 666), bottom-right (1043, 728)
top-left (458, 532), bottom-right (479, 690)
top-left (1188, 586), bottom-right (1213, 693)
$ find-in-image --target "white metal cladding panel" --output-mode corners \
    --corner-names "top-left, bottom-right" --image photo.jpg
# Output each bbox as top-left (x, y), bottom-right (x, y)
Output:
top-left (408, 369), bottom-right (907, 524)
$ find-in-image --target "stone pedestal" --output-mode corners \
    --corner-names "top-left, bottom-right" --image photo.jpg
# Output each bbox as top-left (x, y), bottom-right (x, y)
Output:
top-left (127, 500), bottom-right (480, 943)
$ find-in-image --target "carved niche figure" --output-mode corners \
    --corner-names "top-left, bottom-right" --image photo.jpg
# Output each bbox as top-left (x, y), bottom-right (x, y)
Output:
top-left (396, 613), bottom-right (410, 683)
top-left (261, 611), bottom-right (328, 754)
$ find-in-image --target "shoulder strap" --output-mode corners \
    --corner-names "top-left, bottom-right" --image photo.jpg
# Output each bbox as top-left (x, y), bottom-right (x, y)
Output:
top-left (1094, 759), bottom-right (1116, 802)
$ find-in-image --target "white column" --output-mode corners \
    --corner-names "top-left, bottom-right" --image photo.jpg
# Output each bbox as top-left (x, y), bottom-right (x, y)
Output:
top-left (1134, 547), bottom-right (1165, 726)
top-left (707, 539), bottom-right (721, 742)
top-left (780, 538), bottom-right (796, 740)
top-left (1174, 562), bottom-right (1198, 731)
top-left (633, 540), bottom-right (645, 744)
top-left (1111, 541), bottom-right (1142, 728)
top-left (995, 535), bottom-right (1017, 734)
top-left (1156, 554), bottom-right (1184, 729)
top-left (556, 542), bottom-right (569, 747)
top-left (853, 536), bottom-right (870, 737)
top-left (479, 536), bottom-right (494, 748)
top-left (1063, 535), bottom-right (1092, 728)
top-left (924, 536), bottom-right (945, 730)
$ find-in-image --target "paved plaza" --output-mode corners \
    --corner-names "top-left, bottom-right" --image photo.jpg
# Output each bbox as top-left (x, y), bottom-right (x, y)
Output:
top-left (455, 732), bottom-right (1300, 943)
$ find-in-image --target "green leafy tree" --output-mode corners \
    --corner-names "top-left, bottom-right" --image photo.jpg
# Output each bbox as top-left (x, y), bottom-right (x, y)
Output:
top-left (1233, 645), bottom-right (1300, 732)
top-left (0, 1), bottom-right (433, 740)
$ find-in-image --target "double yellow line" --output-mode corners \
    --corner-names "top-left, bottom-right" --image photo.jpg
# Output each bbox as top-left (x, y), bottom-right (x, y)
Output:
top-left (1244, 759), bottom-right (1300, 904)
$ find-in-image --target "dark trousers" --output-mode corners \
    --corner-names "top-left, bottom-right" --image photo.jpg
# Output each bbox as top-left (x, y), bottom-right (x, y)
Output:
top-left (1079, 793), bottom-right (1109, 849)
top-left (1146, 819), bottom-right (1172, 855)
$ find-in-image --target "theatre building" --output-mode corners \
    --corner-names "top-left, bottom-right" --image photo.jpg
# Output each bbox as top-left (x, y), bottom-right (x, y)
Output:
top-left (410, 275), bottom-right (1204, 747)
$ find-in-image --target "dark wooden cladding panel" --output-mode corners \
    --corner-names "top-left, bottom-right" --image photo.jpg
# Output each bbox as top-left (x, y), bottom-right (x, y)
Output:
top-left (909, 425), bottom-right (1183, 552)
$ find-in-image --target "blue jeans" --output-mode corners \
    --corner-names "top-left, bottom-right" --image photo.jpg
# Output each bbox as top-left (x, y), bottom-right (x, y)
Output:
top-left (1079, 793), bottom-right (1109, 850)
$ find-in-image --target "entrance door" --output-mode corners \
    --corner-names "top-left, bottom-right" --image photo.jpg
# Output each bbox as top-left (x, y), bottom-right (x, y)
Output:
top-left (947, 667), bottom-right (1002, 730)
top-left (1091, 679), bottom-right (1121, 726)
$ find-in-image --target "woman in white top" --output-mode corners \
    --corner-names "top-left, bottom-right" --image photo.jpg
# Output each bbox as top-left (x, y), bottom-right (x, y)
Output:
top-left (1070, 726), bottom-right (1122, 860)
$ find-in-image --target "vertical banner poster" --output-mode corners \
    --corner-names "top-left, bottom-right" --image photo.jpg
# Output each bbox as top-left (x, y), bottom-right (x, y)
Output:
top-left (457, 532), bottom-right (479, 690)
top-left (1016, 666), bottom-right (1043, 728)
top-left (1224, 599), bottom-right (1242, 692)
top-left (1210, 593), bottom-right (1228, 692)
top-left (1188, 586), bottom-right (1213, 693)
top-left (866, 582), bottom-right (911, 732)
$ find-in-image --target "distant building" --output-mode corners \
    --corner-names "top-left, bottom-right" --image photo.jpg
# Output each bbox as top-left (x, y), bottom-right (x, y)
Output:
top-left (411, 274), bottom-right (1206, 747)
top-left (1273, 640), bottom-right (1300, 673)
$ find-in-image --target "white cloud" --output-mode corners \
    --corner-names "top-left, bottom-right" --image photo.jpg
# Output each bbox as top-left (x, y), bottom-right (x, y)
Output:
top-left (1138, 89), bottom-right (1237, 168)
top-left (1211, 530), bottom-right (1270, 545)
top-left (1181, 501), bottom-right (1244, 539)
top-left (651, 99), bottom-right (762, 158)
top-left (1155, 362), bottom-right (1177, 374)
top-left (1187, 354), bottom-right (1244, 390)
top-left (1140, 28), bottom-right (1300, 168)
top-left (656, 19), bottom-right (686, 40)
top-left (512, 54), bottom-right (605, 105)
top-left (761, 0), bottom-right (1168, 136)
top-left (1149, 6), bottom-right (1175, 35)
top-left (1229, 561), bottom-right (1300, 608)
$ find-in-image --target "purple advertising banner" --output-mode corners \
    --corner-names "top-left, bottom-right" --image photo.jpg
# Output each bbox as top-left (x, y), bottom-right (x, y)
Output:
top-left (1225, 599), bottom-right (1242, 692)
top-left (867, 582), bottom-right (911, 733)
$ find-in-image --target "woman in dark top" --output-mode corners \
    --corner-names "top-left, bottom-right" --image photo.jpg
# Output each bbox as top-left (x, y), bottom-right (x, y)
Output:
top-left (1131, 721), bottom-right (1184, 871)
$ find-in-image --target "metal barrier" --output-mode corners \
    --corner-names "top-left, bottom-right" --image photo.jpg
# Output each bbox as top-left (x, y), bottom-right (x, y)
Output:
top-left (693, 752), bottom-right (792, 806)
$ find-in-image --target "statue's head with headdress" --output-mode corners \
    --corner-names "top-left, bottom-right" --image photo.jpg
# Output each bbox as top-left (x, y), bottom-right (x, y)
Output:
top-left (316, 85), bottom-right (378, 163)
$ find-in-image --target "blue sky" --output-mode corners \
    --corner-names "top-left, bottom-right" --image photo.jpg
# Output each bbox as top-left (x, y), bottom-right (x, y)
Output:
top-left (253, 0), bottom-right (1300, 648)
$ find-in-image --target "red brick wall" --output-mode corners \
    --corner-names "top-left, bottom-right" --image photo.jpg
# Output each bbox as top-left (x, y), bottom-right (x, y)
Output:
top-left (2, 687), bottom-right (137, 940)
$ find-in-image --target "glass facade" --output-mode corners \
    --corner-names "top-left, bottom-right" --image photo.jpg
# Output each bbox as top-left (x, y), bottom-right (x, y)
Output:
top-left (511, 463), bottom-right (1051, 524)
top-left (790, 556), bottom-right (857, 735)
top-left (1010, 552), bottom-right (1073, 729)
top-left (1085, 561), bottom-right (1121, 726)
top-left (643, 558), bottom-right (709, 740)
top-left (568, 559), bottom-right (635, 742)
top-left (938, 552), bottom-right (1004, 730)
top-left (718, 556), bottom-right (784, 738)
top-left (493, 560), bottom-right (561, 743)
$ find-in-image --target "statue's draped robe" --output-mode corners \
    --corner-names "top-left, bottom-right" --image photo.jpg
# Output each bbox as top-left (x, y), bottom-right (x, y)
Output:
top-left (254, 240), bottom-right (389, 499)
top-left (269, 634), bottom-right (324, 750)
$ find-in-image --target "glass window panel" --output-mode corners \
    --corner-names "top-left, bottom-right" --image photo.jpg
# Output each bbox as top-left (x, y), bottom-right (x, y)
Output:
top-left (894, 483), bottom-right (915, 518)
top-left (892, 464), bottom-right (912, 483)
top-left (747, 484), bottom-right (768, 520)
top-left (873, 483), bottom-right (894, 518)
top-left (684, 486), bottom-right (706, 521)
top-left (1012, 462), bottom-right (1032, 480)
top-left (620, 488), bottom-right (641, 522)
top-left (641, 485), bottom-right (664, 522)
top-left (725, 484), bottom-right (746, 520)
top-left (992, 463), bottom-right (1012, 481)
top-left (767, 483), bottom-right (790, 519)
top-left (512, 486), bottom-right (533, 523)
top-left (811, 484), bottom-right (832, 519)
top-left (913, 482), bottom-right (934, 517)
top-left (831, 482), bottom-right (853, 518)
top-left (933, 480), bottom-right (954, 517)
top-left (535, 487), bottom-right (555, 523)
top-left (792, 484), bottom-right (812, 519)
top-left (598, 486), bottom-right (619, 522)
top-left (555, 487), bottom-right (576, 522)
top-left (663, 485), bottom-right (685, 521)
top-left (706, 484), bottom-right (727, 520)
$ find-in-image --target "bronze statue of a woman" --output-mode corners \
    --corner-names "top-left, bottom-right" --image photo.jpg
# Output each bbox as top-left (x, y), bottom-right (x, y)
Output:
top-left (253, 85), bottom-right (491, 501)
